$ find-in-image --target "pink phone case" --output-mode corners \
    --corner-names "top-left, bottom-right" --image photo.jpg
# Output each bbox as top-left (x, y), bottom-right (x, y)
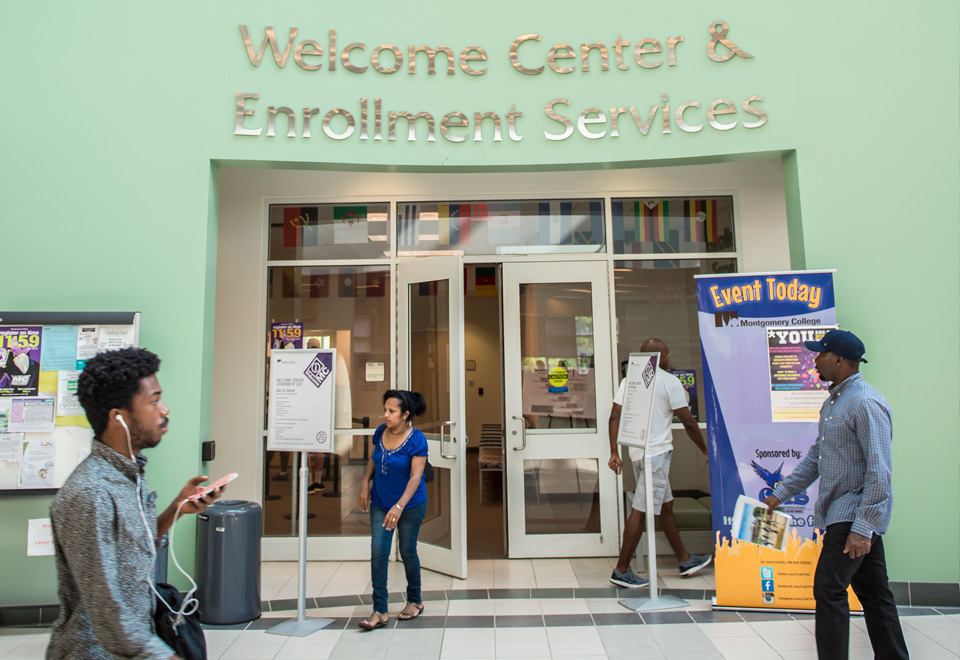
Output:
top-left (188, 473), bottom-right (238, 501)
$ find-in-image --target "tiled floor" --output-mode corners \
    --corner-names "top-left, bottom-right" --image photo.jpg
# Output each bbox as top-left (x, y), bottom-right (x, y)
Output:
top-left (2, 558), bottom-right (957, 659)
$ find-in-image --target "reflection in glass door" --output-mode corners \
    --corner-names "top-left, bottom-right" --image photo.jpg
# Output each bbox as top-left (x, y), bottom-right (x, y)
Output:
top-left (502, 261), bottom-right (618, 558)
top-left (397, 257), bottom-right (467, 578)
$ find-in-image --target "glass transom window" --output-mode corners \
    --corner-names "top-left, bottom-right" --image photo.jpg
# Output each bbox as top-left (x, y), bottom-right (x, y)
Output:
top-left (398, 199), bottom-right (604, 255)
top-left (612, 196), bottom-right (734, 255)
top-left (269, 203), bottom-right (390, 260)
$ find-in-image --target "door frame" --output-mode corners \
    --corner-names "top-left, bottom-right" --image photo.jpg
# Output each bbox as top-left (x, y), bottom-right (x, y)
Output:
top-left (396, 256), bottom-right (468, 579)
top-left (500, 260), bottom-right (620, 558)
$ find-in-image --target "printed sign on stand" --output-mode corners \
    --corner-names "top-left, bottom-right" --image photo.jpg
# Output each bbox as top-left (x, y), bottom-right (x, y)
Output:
top-left (615, 353), bottom-right (659, 453)
top-left (267, 349), bottom-right (335, 453)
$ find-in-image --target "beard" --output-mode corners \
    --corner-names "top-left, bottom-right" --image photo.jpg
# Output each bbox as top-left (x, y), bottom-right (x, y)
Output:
top-left (130, 416), bottom-right (167, 451)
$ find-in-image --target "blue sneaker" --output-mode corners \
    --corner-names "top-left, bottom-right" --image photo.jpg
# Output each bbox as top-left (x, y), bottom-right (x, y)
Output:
top-left (679, 554), bottom-right (712, 577)
top-left (609, 567), bottom-right (649, 588)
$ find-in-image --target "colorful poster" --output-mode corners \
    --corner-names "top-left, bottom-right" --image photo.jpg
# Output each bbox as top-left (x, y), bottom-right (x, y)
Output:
top-left (0, 327), bottom-right (42, 396)
top-left (270, 322), bottom-right (303, 350)
top-left (668, 369), bottom-right (697, 421)
top-left (695, 271), bottom-right (856, 611)
top-left (768, 326), bottom-right (835, 422)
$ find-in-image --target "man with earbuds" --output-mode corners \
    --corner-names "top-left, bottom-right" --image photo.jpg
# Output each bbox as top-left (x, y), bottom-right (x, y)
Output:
top-left (47, 348), bottom-right (223, 660)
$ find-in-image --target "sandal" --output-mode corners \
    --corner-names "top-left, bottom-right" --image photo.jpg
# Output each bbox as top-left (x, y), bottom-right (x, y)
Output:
top-left (358, 611), bottom-right (389, 630)
top-left (398, 602), bottom-right (424, 620)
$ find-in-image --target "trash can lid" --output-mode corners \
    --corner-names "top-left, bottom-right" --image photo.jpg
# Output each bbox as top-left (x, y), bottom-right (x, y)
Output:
top-left (209, 499), bottom-right (262, 512)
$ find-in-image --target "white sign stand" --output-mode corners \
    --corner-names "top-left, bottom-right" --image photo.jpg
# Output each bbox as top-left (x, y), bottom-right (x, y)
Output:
top-left (617, 353), bottom-right (689, 613)
top-left (266, 348), bottom-right (337, 637)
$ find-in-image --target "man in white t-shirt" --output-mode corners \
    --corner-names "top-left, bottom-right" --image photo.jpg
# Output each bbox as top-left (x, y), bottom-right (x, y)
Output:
top-left (607, 338), bottom-right (711, 588)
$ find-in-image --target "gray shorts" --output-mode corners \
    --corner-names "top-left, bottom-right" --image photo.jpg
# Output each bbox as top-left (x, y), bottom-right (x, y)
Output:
top-left (631, 451), bottom-right (673, 515)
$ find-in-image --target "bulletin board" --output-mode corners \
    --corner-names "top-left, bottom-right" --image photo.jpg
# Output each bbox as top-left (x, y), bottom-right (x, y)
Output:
top-left (0, 312), bottom-right (139, 493)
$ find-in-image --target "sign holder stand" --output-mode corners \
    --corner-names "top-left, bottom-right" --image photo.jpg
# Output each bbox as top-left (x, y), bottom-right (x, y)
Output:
top-left (617, 352), bottom-right (689, 613)
top-left (267, 451), bottom-right (333, 637)
top-left (266, 347), bottom-right (337, 637)
top-left (618, 452), bottom-right (689, 612)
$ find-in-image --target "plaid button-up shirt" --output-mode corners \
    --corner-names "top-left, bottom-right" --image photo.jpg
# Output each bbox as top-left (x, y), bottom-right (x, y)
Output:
top-left (773, 372), bottom-right (894, 538)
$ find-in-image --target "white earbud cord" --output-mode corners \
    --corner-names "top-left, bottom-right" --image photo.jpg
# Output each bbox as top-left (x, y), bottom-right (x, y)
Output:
top-left (120, 416), bottom-right (199, 621)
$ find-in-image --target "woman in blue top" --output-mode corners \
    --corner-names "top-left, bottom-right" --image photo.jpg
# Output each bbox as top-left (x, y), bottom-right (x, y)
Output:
top-left (357, 389), bottom-right (429, 630)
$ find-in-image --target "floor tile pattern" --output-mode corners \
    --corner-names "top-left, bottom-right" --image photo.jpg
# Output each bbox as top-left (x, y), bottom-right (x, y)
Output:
top-left (2, 559), bottom-right (956, 659)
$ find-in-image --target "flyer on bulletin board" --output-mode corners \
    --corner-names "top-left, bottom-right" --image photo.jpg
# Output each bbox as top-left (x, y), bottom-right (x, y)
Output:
top-left (0, 327), bottom-right (43, 396)
top-left (270, 322), bottom-right (304, 350)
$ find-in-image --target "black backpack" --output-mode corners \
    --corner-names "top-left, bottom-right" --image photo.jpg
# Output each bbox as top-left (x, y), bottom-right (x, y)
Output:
top-left (154, 582), bottom-right (207, 660)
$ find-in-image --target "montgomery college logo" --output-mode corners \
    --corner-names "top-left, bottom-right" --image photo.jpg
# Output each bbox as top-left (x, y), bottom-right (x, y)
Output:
top-left (715, 311), bottom-right (739, 327)
top-left (641, 359), bottom-right (656, 387)
top-left (304, 353), bottom-right (333, 388)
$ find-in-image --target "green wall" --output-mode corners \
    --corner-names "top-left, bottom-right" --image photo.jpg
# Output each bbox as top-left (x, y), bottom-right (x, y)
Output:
top-left (1, 0), bottom-right (957, 605)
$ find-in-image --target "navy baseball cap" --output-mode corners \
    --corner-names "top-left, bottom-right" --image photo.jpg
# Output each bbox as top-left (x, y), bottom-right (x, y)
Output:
top-left (804, 329), bottom-right (868, 363)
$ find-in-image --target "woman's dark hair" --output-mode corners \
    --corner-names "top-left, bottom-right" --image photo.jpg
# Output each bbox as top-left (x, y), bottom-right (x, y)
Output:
top-left (382, 389), bottom-right (426, 420)
top-left (77, 348), bottom-right (161, 439)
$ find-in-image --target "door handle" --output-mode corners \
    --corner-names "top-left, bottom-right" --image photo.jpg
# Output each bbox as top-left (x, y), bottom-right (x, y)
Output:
top-left (512, 415), bottom-right (527, 451)
top-left (440, 420), bottom-right (456, 459)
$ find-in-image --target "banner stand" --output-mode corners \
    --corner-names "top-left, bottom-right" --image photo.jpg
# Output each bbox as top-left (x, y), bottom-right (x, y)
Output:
top-left (619, 453), bottom-right (688, 613)
top-left (268, 452), bottom-right (333, 637)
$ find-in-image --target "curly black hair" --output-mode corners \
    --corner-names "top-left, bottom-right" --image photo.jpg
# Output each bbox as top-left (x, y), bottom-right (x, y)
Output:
top-left (76, 348), bottom-right (161, 439)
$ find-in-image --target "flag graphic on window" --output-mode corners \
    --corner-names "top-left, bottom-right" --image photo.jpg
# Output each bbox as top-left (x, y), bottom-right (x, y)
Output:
top-left (339, 269), bottom-right (357, 297)
top-left (306, 273), bottom-right (329, 298)
top-left (283, 206), bottom-right (319, 248)
top-left (282, 268), bottom-right (298, 297)
top-left (399, 204), bottom-right (420, 246)
top-left (635, 200), bottom-right (668, 242)
top-left (475, 266), bottom-right (496, 296)
top-left (439, 204), bottom-right (473, 245)
top-left (364, 271), bottom-right (386, 297)
top-left (334, 206), bottom-right (367, 225)
top-left (538, 201), bottom-right (572, 245)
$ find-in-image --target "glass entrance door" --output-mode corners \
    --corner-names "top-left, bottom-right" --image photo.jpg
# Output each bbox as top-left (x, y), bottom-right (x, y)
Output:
top-left (397, 256), bottom-right (467, 578)
top-left (502, 261), bottom-right (618, 558)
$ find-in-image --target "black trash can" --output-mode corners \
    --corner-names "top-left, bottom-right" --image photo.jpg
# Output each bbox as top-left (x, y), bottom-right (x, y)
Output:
top-left (196, 500), bottom-right (262, 625)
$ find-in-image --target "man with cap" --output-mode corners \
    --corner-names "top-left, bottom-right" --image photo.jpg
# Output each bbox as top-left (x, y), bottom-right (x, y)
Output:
top-left (763, 330), bottom-right (907, 660)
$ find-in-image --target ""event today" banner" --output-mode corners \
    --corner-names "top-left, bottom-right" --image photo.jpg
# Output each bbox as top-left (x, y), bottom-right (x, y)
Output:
top-left (695, 270), bottom-right (859, 611)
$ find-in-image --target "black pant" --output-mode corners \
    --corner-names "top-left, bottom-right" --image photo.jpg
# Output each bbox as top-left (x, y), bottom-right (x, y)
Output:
top-left (813, 522), bottom-right (909, 659)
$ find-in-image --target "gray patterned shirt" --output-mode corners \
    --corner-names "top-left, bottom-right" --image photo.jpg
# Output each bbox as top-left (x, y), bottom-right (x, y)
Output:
top-left (46, 440), bottom-right (173, 660)
top-left (773, 372), bottom-right (894, 538)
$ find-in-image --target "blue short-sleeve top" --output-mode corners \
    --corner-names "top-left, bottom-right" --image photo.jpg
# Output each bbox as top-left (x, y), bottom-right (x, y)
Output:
top-left (371, 423), bottom-right (429, 511)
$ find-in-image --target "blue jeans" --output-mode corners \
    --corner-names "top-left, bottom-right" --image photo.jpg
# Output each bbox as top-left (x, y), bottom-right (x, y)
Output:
top-left (369, 502), bottom-right (427, 613)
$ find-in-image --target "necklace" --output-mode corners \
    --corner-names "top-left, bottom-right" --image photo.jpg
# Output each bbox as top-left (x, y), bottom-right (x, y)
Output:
top-left (380, 425), bottom-right (412, 476)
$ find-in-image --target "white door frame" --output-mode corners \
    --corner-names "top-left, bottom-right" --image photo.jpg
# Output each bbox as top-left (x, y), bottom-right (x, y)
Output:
top-left (397, 256), bottom-right (468, 578)
top-left (501, 260), bottom-right (619, 558)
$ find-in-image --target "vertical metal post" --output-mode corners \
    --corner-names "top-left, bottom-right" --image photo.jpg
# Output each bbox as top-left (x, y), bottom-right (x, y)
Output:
top-left (267, 452), bottom-right (333, 636)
